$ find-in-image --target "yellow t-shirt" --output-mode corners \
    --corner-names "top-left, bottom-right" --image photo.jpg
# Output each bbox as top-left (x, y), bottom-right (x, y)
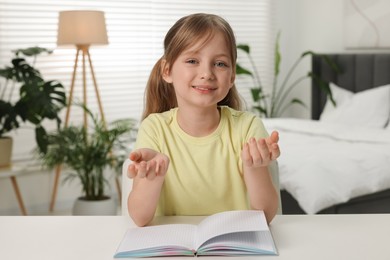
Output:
top-left (135, 106), bottom-right (269, 216)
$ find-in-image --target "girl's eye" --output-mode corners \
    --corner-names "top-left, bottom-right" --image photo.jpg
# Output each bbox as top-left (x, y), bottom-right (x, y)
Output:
top-left (215, 61), bottom-right (228, 68)
top-left (186, 59), bottom-right (198, 64)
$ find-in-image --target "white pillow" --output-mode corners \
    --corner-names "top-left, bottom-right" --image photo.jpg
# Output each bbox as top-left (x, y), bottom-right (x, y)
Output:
top-left (320, 83), bottom-right (354, 119)
top-left (320, 83), bottom-right (390, 128)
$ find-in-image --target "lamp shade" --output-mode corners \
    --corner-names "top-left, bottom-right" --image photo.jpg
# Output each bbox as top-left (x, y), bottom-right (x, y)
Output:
top-left (57, 10), bottom-right (108, 46)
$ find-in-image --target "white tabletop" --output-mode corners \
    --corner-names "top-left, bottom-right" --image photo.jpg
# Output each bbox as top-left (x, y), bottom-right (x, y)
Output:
top-left (0, 214), bottom-right (389, 260)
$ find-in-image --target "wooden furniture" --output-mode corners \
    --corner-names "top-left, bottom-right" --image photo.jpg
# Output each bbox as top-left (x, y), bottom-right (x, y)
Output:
top-left (280, 53), bottom-right (390, 214)
top-left (0, 160), bottom-right (44, 215)
top-left (0, 214), bottom-right (389, 260)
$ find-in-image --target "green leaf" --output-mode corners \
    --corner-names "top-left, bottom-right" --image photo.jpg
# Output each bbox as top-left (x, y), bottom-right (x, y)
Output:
top-left (1, 58), bottom-right (42, 83)
top-left (237, 44), bottom-right (250, 54)
top-left (0, 100), bottom-right (19, 136)
top-left (253, 106), bottom-right (267, 116)
top-left (35, 126), bottom-right (48, 154)
top-left (290, 98), bottom-right (307, 108)
top-left (309, 72), bottom-right (336, 106)
top-left (16, 80), bottom-right (67, 124)
top-left (320, 54), bottom-right (342, 73)
top-left (236, 64), bottom-right (253, 76)
top-left (13, 47), bottom-right (53, 57)
top-left (250, 88), bottom-right (262, 102)
top-left (274, 32), bottom-right (281, 78)
top-left (300, 50), bottom-right (315, 58)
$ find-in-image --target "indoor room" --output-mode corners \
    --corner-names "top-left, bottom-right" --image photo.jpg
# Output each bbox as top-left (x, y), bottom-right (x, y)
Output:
top-left (1, 1), bottom-right (390, 259)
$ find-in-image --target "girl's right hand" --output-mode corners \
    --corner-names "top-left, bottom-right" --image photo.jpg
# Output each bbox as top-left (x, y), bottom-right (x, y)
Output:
top-left (124, 148), bottom-right (170, 180)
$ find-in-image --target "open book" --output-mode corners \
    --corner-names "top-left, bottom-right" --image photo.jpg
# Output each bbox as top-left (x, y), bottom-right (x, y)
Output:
top-left (114, 210), bottom-right (277, 258)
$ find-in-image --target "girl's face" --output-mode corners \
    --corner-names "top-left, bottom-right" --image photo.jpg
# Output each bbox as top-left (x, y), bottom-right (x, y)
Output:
top-left (163, 31), bottom-right (235, 110)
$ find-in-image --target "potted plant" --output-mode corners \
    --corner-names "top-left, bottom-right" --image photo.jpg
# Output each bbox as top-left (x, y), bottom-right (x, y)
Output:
top-left (0, 47), bottom-right (66, 167)
top-left (37, 104), bottom-right (136, 215)
top-left (236, 33), bottom-right (340, 117)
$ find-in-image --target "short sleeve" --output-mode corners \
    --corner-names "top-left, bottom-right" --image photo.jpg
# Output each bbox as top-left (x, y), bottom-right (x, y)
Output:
top-left (134, 116), bottom-right (161, 152)
top-left (242, 113), bottom-right (269, 142)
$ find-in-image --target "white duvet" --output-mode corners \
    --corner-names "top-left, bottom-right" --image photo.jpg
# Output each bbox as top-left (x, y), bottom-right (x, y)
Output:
top-left (262, 118), bottom-right (390, 214)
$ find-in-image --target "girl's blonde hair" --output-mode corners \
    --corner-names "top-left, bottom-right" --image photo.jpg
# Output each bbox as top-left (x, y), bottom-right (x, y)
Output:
top-left (142, 13), bottom-right (242, 119)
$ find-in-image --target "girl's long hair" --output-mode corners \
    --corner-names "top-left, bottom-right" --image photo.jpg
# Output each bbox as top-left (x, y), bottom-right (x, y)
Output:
top-left (142, 13), bottom-right (243, 120)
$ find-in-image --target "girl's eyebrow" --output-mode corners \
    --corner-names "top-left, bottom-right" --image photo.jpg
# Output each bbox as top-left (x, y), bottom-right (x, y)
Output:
top-left (181, 50), bottom-right (197, 56)
top-left (181, 50), bottom-right (230, 59)
top-left (214, 53), bottom-right (229, 58)
top-left (181, 48), bottom-right (203, 55)
top-left (215, 54), bottom-right (230, 59)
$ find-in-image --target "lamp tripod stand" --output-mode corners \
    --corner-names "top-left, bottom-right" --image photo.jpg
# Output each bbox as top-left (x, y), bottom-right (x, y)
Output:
top-left (49, 45), bottom-right (122, 211)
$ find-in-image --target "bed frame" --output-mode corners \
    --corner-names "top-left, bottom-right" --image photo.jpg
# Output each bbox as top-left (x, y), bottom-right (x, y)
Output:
top-left (281, 53), bottom-right (390, 214)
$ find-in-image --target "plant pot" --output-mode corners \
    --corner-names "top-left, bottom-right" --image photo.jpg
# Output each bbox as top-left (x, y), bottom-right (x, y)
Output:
top-left (72, 196), bottom-right (117, 216)
top-left (0, 137), bottom-right (13, 168)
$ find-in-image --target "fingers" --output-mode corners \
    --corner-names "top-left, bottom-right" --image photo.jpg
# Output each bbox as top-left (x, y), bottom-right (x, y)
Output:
top-left (257, 138), bottom-right (270, 164)
top-left (143, 159), bottom-right (169, 181)
top-left (144, 160), bottom-right (167, 180)
top-left (127, 160), bottom-right (158, 180)
top-left (137, 161), bottom-right (148, 178)
top-left (126, 151), bottom-right (169, 180)
top-left (241, 143), bottom-right (252, 166)
top-left (270, 131), bottom-right (279, 143)
top-left (129, 151), bottom-right (141, 162)
top-left (265, 131), bottom-right (280, 161)
top-left (127, 163), bottom-right (137, 179)
top-left (124, 158), bottom-right (136, 179)
top-left (248, 138), bottom-right (269, 167)
top-left (270, 143), bottom-right (280, 160)
top-left (242, 135), bottom-right (280, 168)
top-left (268, 131), bottom-right (280, 160)
top-left (265, 131), bottom-right (279, 147)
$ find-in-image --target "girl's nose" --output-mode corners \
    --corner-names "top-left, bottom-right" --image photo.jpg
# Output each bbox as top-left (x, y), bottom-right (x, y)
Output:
top-left (200, 64), bottom-right (215, 80)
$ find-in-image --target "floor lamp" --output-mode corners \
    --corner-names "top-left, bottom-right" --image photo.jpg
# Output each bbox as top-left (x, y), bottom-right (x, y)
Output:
top-left (50, 10), bottom-right (120, 211)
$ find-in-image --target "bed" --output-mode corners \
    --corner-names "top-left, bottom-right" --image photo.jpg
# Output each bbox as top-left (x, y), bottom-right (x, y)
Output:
top-left (263, 53), bottom-right (390, 214)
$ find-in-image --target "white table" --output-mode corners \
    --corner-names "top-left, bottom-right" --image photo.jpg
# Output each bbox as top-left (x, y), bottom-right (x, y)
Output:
top-left (0, 214), bottom-right (389, 260)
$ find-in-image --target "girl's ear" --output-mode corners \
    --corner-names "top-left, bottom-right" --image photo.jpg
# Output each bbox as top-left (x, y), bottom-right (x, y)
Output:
top-left (229, 73), bottom-right (235, 88)
top-left (161, 59), bottom-right (173, 83)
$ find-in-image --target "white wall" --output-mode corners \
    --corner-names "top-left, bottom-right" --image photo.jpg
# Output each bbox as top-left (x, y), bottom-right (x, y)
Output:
top-left (276, 0), bottom-right (345, 118)
top-left (276, 0), bottom-right (390, 118)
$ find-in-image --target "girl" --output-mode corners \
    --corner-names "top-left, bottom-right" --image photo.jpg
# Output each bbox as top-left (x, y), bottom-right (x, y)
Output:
top-left (126, 13), bottom-right (280, 226)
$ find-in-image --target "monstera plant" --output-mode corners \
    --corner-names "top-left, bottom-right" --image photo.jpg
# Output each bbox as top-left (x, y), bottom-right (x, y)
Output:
top-left (0, 47), bottom-right (66, 166)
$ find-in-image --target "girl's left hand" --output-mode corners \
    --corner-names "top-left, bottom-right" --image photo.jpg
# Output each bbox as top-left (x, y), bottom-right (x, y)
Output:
top-left (241, 131), bottom-right (280, 168)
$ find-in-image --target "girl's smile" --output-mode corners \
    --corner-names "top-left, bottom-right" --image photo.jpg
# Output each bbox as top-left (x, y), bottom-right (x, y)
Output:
top-left (192, 84), bottom-right (218, 93)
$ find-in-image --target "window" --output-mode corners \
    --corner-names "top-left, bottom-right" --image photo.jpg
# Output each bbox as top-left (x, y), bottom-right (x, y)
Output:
top-left (0, 0), bottom-right (275, 160)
